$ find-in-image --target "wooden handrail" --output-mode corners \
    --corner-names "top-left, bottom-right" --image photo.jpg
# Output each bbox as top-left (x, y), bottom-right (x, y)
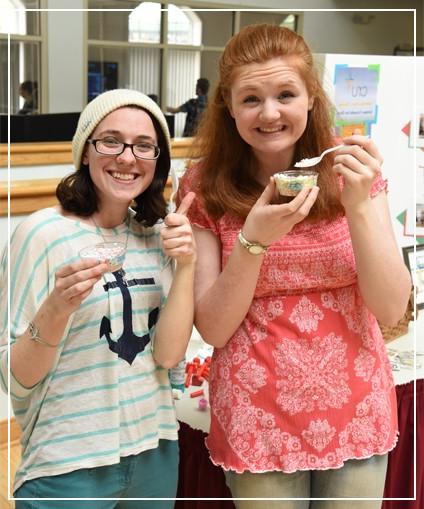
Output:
top-left (0, 178), bottom-right (59, 216)
top-left (0, 178), bottom-right (173, 216)
top-left (0, 138), bottom-right (193, 167)
top-left (0, 178), bottom-right (59, 197)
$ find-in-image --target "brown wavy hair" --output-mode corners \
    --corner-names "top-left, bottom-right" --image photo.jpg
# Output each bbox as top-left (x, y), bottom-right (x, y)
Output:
top-left (56, 107), bottom-right (170, 227)
top-left (189, 23), bottom-right (344, 221)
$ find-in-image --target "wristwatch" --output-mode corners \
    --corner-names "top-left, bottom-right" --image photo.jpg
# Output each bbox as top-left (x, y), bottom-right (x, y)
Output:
top-left (237, 230), bottom-right (269, 255)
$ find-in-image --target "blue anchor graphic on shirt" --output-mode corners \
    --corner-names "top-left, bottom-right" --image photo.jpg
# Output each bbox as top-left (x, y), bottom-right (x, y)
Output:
top-left (100, 269), bottom-right (159, 365)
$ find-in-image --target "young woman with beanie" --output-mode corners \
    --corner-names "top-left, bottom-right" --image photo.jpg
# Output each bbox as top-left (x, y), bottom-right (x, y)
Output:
top-left (0, 89), bottom-right (196, 507)
top-left (176, 24), bottom-right (411, 508)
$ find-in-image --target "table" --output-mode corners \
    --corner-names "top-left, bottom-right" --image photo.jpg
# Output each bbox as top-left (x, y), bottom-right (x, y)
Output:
top-left (386, 313), bottom-right (424, 385)
top-left (174, 329), bottom-right (211, 433)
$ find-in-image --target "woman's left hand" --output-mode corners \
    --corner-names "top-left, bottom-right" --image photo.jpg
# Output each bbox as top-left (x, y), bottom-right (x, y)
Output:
top-left (334, 133), bottom-right (383, 212)
top-left (161, 191), bottom-right (196, 266)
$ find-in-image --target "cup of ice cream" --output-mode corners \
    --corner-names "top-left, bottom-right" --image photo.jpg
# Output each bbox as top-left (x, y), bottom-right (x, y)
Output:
top-left (79, 242), bottom-right (126, 272)
top-left (274, 170), bottom-right (318, 197)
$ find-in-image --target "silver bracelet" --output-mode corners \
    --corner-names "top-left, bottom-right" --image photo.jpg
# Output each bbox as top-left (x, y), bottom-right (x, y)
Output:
top-left (28, 321), bottom-right (58, 348)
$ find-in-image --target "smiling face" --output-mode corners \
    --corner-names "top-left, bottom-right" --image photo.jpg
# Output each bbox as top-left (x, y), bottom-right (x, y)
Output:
top-left (229, 56), bottom-right (314, 175)
top-left (82, 107), bottom-right (158, 217)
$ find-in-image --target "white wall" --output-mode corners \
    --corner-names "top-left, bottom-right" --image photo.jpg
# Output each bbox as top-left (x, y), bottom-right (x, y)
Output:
top-left (47, 0), bottom-right (85, 113)
top-left (191, 0), bottom-right (422, 49)
top-left (302, 10), bottom-right (414, 55)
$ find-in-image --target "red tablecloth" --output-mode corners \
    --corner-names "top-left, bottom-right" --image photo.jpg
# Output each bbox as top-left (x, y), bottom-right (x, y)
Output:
top-left (382, 378), bottom-right (423, 509)
top-left (175, 420), bottom-right (235, 509)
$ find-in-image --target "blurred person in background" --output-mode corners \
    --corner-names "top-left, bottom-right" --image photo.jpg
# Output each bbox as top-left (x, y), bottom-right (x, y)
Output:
top-left (18, 80), bottom-right (38, 114)
top-left (167, 77), bottom-right (210, 137)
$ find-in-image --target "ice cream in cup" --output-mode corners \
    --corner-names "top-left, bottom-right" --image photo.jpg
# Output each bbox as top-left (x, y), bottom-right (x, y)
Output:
top-left (274, 169), bottom-right (318, 197)
top-left (79, 242), bottom-right (126, 272)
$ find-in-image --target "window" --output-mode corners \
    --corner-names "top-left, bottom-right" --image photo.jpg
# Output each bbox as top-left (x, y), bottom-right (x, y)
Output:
top-left (0, 0), bottom-right (41, 114)
top-left (88, 1), bottom-right (226, 137)
top-left (129, 2), bottom-right (161, 43)
top-left (280, 14), bottom-right (297, 32)
top-left (86, 3), bottom-right (303, 137)
top-left (0, 0), bottom-right (40, 36)
top-left (239, 11), bottom-right (299, 32)
top-left (1, 3), bottom-right (302, 132)
top-left (168, 4), bottom-right (201, 45)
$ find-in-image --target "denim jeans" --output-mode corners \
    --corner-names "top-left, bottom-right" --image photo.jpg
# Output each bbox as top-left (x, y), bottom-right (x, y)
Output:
top-left (14, 440), bottom-right (178, 509)
top-left (225, 454), bottom-right (388, 509)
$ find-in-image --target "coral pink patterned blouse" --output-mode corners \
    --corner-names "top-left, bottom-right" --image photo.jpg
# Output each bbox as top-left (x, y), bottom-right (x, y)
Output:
top-left (178, 166), bottom-right (398, 473)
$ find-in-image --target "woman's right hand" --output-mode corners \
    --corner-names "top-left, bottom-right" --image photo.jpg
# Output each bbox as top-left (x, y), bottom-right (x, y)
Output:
top-left (242, 177), bottom-right (319, 246)
top-left (45, 259), bottom-right (109, 318)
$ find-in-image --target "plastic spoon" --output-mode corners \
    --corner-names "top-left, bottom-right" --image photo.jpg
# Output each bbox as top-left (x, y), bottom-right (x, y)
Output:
top-left (294, 144), bottom-right (344, 168)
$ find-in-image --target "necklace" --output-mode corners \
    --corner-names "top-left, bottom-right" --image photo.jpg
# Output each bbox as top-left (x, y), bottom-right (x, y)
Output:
top-left (91, 214), bottom-right (130, 282)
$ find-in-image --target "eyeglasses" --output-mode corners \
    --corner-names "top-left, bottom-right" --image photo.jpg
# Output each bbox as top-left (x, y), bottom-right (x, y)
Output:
top-left (87, 137), bottom-right (160, 160)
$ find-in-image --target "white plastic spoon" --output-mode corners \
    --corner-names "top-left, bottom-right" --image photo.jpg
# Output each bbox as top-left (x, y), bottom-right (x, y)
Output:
top-left (294, 144), bottom-right (344, 168)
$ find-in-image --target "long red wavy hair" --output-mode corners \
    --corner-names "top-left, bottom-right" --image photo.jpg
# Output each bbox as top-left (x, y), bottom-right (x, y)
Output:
top-left (189, 23), bottom-right (344, 221)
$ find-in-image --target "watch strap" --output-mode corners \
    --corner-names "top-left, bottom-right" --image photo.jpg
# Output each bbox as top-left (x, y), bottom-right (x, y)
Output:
top-left (237, 230), bottom-right (268, 255)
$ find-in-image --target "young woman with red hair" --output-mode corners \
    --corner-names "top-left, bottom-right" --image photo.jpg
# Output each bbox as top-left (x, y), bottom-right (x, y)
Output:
top-left (177, 24), bottom-right (411, 508)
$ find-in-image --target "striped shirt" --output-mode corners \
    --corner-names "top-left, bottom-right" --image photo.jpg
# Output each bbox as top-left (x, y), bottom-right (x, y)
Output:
top-left (0, 207), bottom-right (178, 491)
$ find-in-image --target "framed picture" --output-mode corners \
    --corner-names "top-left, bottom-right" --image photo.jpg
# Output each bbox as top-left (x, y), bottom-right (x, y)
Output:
top-left (410, 112), bottom-right (424, 148)
top-left (402, 245), bottom-right (424, 309)
top-left (393, 45), bottom-right (424, 56)
top-left (418, 203), bottom-right (424, 227)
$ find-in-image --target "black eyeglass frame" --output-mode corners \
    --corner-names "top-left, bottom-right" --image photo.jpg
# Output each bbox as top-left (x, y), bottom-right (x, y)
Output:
top-left (87, 138), bottom-right (160, 160)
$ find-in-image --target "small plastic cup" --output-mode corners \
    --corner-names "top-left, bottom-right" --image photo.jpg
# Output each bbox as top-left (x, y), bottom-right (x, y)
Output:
top-left (274, 169), bottom-right (318, 197)
top-left (79, 242), bottom-right (126, 272)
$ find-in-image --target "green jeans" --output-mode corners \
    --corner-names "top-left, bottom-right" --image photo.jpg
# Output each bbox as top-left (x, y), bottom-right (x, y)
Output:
top-left (14, 440), bottom-right (178, 509)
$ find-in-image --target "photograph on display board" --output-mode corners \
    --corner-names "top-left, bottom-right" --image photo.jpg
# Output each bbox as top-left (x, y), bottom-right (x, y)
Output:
top-left (418, 204), bottom-right (424, 228)
top-left (402, 245), bottom-right (424, 309)
top-left (417, 249), bottom-right (424, 310)
top-left (418, 159), bottom-right (424, 238)
top-left (410, 112), bottom-right (424, 148)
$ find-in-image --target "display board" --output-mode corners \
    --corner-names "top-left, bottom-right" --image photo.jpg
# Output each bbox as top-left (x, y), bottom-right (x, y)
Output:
top-left (322, 54), bottom-right (417, 248)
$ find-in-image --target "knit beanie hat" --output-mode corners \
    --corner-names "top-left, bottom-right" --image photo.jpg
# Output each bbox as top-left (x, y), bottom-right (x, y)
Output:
top-left (72, 89), bottom-right (171, 171)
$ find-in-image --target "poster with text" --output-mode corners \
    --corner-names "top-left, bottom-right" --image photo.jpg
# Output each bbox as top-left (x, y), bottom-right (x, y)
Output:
top-left (334, 65), bottom-right (379, 132)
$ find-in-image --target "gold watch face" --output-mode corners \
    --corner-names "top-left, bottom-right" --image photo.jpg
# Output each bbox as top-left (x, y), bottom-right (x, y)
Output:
top-left (248, 244), bottom-right (266, 255)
